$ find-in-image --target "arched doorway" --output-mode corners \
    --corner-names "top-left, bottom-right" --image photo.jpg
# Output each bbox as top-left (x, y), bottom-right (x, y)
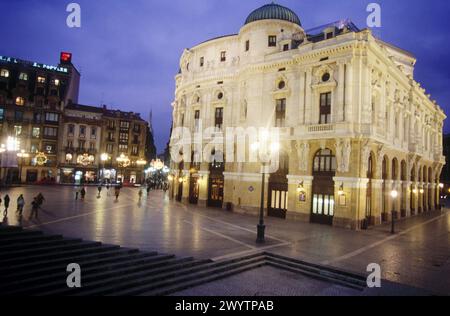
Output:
top-left (401, 160), bottom-right (407, 217)
top-left (208, 150), bottom-right (224, 208)
top-left (410, 165), bottom-right (416, 215)
top-left (189, 151), bottom-right (200, 204)
top-left (311, 148), bottom-right (336, 225)
top-left (176, 160), bottom-right (184, 202)
top-left (365, 153), bottom-right (374, 225)
top-left (268, 152), bottom-right (289, 219)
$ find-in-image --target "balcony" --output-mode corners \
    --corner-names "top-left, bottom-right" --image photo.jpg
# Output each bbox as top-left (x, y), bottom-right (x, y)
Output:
top-left (308, 124), bottom-right (334, 133)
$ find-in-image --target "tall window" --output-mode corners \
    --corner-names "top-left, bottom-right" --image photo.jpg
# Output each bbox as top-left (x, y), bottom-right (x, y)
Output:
top-left (91, 127), bottom-right (97, 139)
top-left (313, 149), bottom-right (336, 173)
top-left (44, 127), bottom-right (58, 137)
top-left (268, 35), bottom-right (277, 47)
top-left (194, 110), bottom-right (200, 132)
top-left (37, 76), bottom-right (46, 84)
top-left (215, 107), bottom-right (223, 130)
top-left (106, 143), bottom-right (114, 154)
top-left (79, 140), bottom-right (85, 150)
top-left (119, 132), bottom-right (129, 143)
top-left (79, 125), bottom-right (86, 137)
top-left (200, 57), bottom-right (204, 67)
top-left (68, 124), bottom-right (75, 136)
top-left (245, 40), bottom-right (250, 51)
top-left (120, 121), bottom-right (130, 129)
top-left (15, 111), bottom-right (24, 121)
top-left (319, 92), bottom-right (331, 124)
top-left (220, 51), bottom-right (226, 62)
top-left (19, 73), bottom-right (28, 80)
top-left (108, 132), bottom-right (114, 141)
top-left (119, 144), bottom-right (128, 152)
top-left (275, 99), bottom-right (286, 127)
top-left (131, 146), bottom-right (139, 156)
top-left (45, 112), bottom-right (59, 122)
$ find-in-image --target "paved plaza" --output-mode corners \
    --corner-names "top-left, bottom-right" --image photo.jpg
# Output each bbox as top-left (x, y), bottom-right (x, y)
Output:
top-left (1, 185), bottom-right (449, 295)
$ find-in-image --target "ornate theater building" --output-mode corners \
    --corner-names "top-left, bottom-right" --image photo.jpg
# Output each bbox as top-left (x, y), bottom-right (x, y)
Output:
top-left (169, 3), bottom-right (446, 229)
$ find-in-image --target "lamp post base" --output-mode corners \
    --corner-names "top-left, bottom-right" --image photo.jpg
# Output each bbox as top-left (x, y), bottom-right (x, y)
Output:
top-left (256, 224), bottom-right (265, 243)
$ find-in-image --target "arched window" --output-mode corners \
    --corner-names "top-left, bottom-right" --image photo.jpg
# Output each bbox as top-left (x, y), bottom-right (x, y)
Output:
top-left (313, 149), bottom-right (336, 173)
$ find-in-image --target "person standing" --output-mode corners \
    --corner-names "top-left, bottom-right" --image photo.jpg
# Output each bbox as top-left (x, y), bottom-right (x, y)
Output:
top-left (80, 187), bottom-right (86, 200)
top-left (16, 194), bottom-right (25, 216)
top-left (36, 193), bottom-right (45, 207)
top-left (29, 198), bottom-right (39, 220)
top-left (3, 194), bottom-right (10, 217)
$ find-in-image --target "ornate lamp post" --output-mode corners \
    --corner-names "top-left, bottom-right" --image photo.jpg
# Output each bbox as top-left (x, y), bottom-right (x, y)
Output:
top-left (439, 183), bottom-right (444, 210)
top-left (251, 134), bottom-right (280, 244)
top-left (116, 153), bottom-right (130, 183)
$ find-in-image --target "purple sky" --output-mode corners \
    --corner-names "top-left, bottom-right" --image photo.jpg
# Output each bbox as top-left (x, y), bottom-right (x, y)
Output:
top-left (2, 0), bottom-right (449, 152)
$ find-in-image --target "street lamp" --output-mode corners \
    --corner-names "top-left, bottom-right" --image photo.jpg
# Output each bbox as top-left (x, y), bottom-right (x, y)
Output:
top-left (252, 137), bottom-right (280, 244)
top-left (116, 153), bottom-right (130, 183)
top-left (391, 189), bottom-right (398, 234)
top-left (17, 150), bottom-right (30, 184)
top-left (100, 153), bottom-right (109, 182)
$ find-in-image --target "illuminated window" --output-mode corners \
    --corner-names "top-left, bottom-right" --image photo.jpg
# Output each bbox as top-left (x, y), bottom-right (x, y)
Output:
top-left (0, 108), bottom-right (4, 120)
top-left (19, 73), bottom-right (28, 80)
top-left (319, 92), bottom-right (331, 124)
top-left (15, 97), bottom-right (25, 106)
top-left (131, 146), bottom-right (139, 156)
top-left (275, 99), bottom-right (286, 127)
top-left (119, 132), bottom-right (129, 142)
top-left (0, 69), bottom-right (9, 78)
top-left (120, 121), bottom-right (130, 129)
top-left (14, 125), bottom-right (22, 136)
top-left (37, 76), bottom-right (46, 84)
top-left (106, 143), bottom-right (114, 154)
top-left (44, 127), bottom-right (58, 137)
top-left (32, 127), bottom-right (40, 138)
top-left (53, 79), bottom-right (60, 86)
top-left (45, 112), bottom-right (59, 122)
top-left (119, 144), bottom-right (128, 152)
top-left (215, 107), bottom-right (223, 130)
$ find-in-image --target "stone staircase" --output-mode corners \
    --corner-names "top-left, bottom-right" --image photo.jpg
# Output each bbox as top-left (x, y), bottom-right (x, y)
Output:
top-left (0, 224), bottom-right (367, 296)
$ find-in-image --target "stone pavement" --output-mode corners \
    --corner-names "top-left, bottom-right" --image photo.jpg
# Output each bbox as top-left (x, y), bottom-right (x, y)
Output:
top-left (1, 185), bottom-right (449, 295)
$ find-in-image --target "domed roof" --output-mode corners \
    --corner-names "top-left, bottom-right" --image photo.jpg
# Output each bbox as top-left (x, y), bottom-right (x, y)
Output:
top-left (245, 2), bottom-right (301, 26)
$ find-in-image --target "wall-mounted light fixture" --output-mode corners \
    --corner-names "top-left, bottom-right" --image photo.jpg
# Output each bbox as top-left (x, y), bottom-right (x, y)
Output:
top-left (297, 181), bottom-right (304, 193)
top-left (338, 183), bottom-right (344, 196)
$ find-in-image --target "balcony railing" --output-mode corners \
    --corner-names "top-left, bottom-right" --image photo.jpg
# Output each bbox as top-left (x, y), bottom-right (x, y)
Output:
top-left (307, 124), bottom-right (334, 133)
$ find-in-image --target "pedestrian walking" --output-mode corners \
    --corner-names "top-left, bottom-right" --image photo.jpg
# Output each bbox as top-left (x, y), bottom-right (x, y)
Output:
top-left (16, 194), bottom-right (25, 215)
top-left (114, 186), bottom-right (120, 201)
top-left (106, 183), bottom-right (111, 196)
top-left (80, 187), bottom-right (86, 200)
top-left (36, 193), bottom-right (45, 207)
top-left (138, 188), bottom-right (143, 201)
top-left (97, 185), bottom-right (102, 198)
top-left (146, 185), bottom-right (151, 195)
top-left (75, 188), bottom-right (79, 200)
top-left (3, 194), bottom-right (10, 217)
top-left (29, 198), bottom-right (39, 220)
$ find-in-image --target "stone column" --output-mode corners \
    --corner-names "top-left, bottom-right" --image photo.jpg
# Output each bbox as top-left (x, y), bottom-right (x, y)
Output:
top-left (299, 69), bottom-right (306, 124)
top-left (344, 61), bottom-right (353, 122)
top-left (337, 61), bottom-right (345, 122)
top-left (304, 67), bottom-right (313, 124)
top-left (371, 179), bottom-right (384, 225)
top-left (198, 170), bottom-right (210, 207)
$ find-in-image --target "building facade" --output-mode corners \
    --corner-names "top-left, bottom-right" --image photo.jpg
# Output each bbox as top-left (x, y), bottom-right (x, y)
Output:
top-left (59, 103), bottom-right (103, 184)
top-left (0, 52), bottom-right (80, 183)
top-left (101, 108), bottom-right (149, 184)
top-left (169, 3), bottom-right (446, 229)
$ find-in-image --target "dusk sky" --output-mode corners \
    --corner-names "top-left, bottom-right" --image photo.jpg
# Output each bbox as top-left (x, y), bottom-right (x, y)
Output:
top-left (2, 0), bottom-right (449, 152)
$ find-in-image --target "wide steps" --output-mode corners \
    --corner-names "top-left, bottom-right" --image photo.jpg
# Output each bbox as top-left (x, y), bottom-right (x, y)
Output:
top-left (4, 254), bottom-right (184, 296)
top-left (264, 253), bottom-right (366, 290)
top-left (0, 236), bottom-right (81, 253)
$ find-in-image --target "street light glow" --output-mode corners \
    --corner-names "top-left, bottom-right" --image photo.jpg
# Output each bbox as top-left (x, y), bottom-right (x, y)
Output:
top-left (391, 190), bottom-right (398, 199)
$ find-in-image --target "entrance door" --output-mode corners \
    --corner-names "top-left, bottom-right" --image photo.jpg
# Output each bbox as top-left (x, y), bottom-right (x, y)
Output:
top-left (208, 175), bottom-right (223, 207)
top-left (189, 175), bottom-right (199, 204)
top-left (268, 182), bottom-right (288, 219)
top-left (311, 149), bottom-right (336, 225)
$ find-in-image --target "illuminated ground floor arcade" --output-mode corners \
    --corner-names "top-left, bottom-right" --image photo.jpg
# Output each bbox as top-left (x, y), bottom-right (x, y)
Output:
top-left (169, 139), bottom-right (444, 230)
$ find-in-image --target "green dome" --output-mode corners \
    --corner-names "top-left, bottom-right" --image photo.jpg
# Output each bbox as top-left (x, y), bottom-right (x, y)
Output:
top-left (245, 3), bottom-right (301, 26)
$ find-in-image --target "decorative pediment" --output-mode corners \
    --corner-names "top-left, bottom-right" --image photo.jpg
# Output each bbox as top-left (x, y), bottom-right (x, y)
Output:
top-left (179, 49), bottom-right (192, 72)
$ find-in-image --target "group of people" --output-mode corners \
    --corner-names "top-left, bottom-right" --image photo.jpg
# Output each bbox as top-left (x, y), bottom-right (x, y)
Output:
top-left (1, 192), bottom-right (45, 219)
top-left (75, 183), bottom-right (123, 201)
